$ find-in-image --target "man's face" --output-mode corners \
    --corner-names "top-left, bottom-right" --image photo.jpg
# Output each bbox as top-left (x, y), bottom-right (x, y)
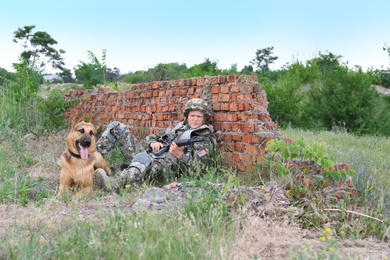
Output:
top-left (187, 110), bottom-right (205, 129)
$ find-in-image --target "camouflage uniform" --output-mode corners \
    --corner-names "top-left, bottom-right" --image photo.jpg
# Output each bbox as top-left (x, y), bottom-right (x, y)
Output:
top-left (94, 98), bottom-right (216, 191)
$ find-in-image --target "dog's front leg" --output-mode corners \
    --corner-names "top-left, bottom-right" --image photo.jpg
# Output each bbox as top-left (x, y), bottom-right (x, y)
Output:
top-left (58, 173), bottom-right (74, 196)
top-left (95, 153), bottom-right (111, 176)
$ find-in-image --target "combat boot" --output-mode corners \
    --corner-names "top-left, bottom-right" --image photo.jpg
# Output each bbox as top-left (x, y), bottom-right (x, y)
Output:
top-left (93, 168), bottom-right (116, 191)
top-left (93, 167), bottom-right (142, 192)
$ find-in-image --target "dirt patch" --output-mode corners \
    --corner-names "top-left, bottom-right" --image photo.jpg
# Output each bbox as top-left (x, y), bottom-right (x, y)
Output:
top-left (230, 216), bottom-right (389, 259)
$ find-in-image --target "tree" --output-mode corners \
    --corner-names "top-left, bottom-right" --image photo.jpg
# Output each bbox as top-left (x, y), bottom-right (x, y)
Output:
top-left (153, 63), bottom-right (169, 81)
top-left (311, 51), bottom-right (342, 75)
top-left (74, 62), bottom-right (102, 88)
top-left (186, 58), bottom-right (221, 77)
top-left (13, 25), bottom-right (66, 71)
top-left (74, 50), bottom-right (109, 88)
top-left (84, 49), bottom-right (108, 84)
top-left (250, 47), bottom-right (278, 75)
top-left (263, 62), bottom-right (306, 127)
top-left (239, 65), bottom-right (254, 75)
top-left (58, 68), bottom-right (75, 83)
top-left (305, 65), bottom-right (380, 134)
top-left (0, 67), bottom-right (17, 81)
top-left (106, 67), bottom-right (121, 82)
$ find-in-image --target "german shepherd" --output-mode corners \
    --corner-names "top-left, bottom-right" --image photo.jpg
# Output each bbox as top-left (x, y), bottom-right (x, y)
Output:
top-left (59, 109), bottom-right (111, 196)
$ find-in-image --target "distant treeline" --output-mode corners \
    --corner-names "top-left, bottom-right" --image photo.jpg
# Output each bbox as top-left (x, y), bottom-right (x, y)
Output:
top-left (1, 51), bottom-right (390, 137)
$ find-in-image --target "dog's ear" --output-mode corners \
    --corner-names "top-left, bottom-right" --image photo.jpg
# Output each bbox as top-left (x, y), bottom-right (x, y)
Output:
top-left (90, 113), bottom-right (102, 131)
top-left (72, 109), bottom-right (84, 128)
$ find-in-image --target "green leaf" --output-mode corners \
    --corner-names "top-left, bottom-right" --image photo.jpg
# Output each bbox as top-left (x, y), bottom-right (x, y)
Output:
top-left (348, 169), bottom-right (356, 176)
top-left (329, 171), bottom-right (339, 182)
top-left (288, 144), bottom-right (298, 158)
top-left (276, 164), bottom-right (289, 175)
top-left (277, 139), bottom-right (287, 153)
top-left (323, 158), bottom-right (335, 169)
top-left (340, 170), bottom-right (347, 182)
top-left (283, 150), bottom-right (290, 160)
top-left (265, 139), bottom-right (276, 152)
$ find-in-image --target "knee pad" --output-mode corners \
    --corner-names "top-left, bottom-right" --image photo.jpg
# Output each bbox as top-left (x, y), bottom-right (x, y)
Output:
top-left (130, 151), bottom-right (153, 172)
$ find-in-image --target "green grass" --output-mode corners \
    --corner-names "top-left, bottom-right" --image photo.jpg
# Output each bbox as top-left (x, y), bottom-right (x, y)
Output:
top-left (1, 75), bottom-right (390, 257)
top-left (13, 211), bottom-right (231, 259)
top-left (0, 182), bottom-right (237, 260)
top-left (281, 128), bottom-right (390, 219)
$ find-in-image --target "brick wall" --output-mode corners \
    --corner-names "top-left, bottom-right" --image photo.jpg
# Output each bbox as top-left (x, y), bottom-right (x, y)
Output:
top-left (64, 75), bottom-right (283, 173)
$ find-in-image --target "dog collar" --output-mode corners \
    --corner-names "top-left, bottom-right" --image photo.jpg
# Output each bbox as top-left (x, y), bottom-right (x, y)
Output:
top-left (68, 149), bottom-right (82, 159)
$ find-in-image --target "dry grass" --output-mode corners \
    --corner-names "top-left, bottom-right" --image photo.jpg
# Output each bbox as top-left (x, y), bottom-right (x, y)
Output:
top-left (0, 130), bottom-right (388, 259)
top-left (231, 216), bottom-right (389, 259)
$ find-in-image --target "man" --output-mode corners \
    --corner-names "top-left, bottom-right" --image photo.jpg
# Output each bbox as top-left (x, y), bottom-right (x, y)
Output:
top-left (94, 98), bottom-right (216, 191)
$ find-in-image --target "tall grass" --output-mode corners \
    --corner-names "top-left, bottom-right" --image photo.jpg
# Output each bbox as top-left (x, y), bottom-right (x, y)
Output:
top-left (281, 128), bottom-right (390, 219)
top-left (1, 65), bottom-right (389, 258)
top-left (0, 180), bottom-right (237, 259)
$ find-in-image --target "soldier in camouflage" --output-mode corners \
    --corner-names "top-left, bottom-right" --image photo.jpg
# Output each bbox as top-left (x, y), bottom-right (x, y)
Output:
top-left (94, 98), bottom-right (216, 192)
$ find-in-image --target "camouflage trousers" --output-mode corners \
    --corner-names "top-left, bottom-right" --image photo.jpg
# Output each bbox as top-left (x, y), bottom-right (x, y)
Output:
top-left (96, 121), bottom-right (147, 184)
top-left (96, 122), bottom-right (171, 185)
top-left (96, 121), bottom-right (144, 162)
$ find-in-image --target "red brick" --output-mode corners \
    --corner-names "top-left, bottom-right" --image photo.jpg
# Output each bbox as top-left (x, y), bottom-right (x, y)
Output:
top-left (220, 85), bottom-right (229, 93)
top-left (227, 114), bottom-right (237, 122)
top-left (243, 85), bottom-right (253, 93)
top-left (191, 78), bottom-right (197, 86)
top-left (230, 103), bottom-right (238, 111)
top-left (177, 79), bottom-right (185, 87)
top-left (245, 144), bottom-right (257, 153)
top-left (220, 122), bottom-right (232, 131)
top-left (241, 135), bottom-right (252, 143)
top-left (211, 77), bottom-right (221, 84)
top-left (237, 94), bottom-right (246, 102)
top-left (117, 112), bottom-right (125, 118)
top-left (241, 123), bottom-right (256, 133)
top-left (237, 113), bottom-right (247, 122)
top-left (220, 103), bottom-right (230, 111)
top-left (234, 143), bottom-right (245, 153)
top-left (233, 153), bottom-right (241, 163)
top-left (227, 76), bottom-right (238, 83)
top-left (222, 135), bottom-right (233, 142)
top-left (242, 153), bottom-right (255, 163)
top-left (232, 135), bottom-right (241, 142)
top-left (230, 84), bottom-right (239, 93)
top-left (213, 114), bottom-right (227, 122)
top-left (218, 93), bottom-right (230, 102)
top-left (254, 146), bottom-right (264, 154)
top-left (197, 78), bottom-right (205, 85)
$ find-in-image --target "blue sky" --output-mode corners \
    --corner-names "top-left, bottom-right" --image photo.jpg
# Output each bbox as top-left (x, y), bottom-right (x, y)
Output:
top-left (1, 0), bottom-right (390, 74)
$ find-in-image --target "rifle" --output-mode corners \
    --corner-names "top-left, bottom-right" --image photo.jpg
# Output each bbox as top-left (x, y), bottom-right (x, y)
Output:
top-left (152, 136), bottom-right (203, 156)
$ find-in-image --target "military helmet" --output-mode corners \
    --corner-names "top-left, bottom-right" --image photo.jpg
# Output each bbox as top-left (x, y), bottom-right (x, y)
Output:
top-left (183, 98), bottom-right (212, 120)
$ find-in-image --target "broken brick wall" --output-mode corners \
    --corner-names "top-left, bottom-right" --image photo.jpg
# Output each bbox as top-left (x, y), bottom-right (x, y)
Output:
top-left (64, 75), bottom-right (282, 173)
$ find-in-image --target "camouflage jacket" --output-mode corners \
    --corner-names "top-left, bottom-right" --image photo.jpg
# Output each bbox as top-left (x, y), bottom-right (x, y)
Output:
top-left (145, 121), bottom-right (216, 172)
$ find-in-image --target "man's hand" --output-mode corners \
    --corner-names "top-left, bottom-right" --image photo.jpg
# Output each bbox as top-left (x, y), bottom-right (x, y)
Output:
top-left (169, 142), bottom-right (185, 159)
top-left (150, 142), bottom-right (163, 152)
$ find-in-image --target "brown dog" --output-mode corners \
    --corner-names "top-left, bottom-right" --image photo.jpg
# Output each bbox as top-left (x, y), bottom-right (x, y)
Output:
top-left (59, 109), bottom-right (111, 196)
